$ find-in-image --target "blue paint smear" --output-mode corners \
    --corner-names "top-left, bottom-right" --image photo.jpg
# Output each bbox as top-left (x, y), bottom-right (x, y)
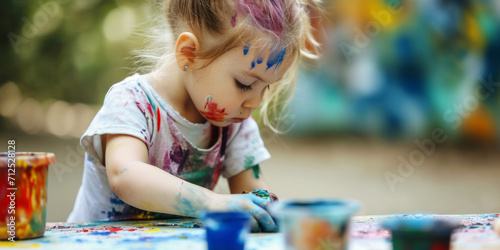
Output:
top-left (47, 222), bottom-right (102, 230)
top-left (120, 234), bottom-right (205, 243)
top-left (110, 197), bottom-right (123, 205)
top-left (35, 238), bottom-right (54, 244)
top-left (266, 47), bottom-right (287, 71)
top-left (172, 193), bottom-right (197, 217)
top-left (89, 231), bottom-right (114, 236)
top-left (243, 44), bottom-right (250, 55)
top-left (251, 61), bottom-right (256, 69)
top-left (107, 207), bottom-right (124, 218)
top-left (256, 57), bottom-right (263, 64)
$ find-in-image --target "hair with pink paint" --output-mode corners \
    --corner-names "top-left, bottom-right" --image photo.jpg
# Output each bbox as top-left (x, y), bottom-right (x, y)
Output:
top-left (134, 0), bottom-right (323, 132)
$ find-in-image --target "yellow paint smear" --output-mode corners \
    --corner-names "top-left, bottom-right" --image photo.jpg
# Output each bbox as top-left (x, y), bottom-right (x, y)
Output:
top-left (0, 242), bottom-right (42, 248)
top-left (142, 228), bottom-right (161, 233)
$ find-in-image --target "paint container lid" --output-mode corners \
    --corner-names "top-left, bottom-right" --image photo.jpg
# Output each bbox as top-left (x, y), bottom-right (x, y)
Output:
top-left (382, 214), bottom-right (462, 236)
top-left (0, 152), bottom-right (56, 168)
top-left (270, 199), bottom-right (361, 218)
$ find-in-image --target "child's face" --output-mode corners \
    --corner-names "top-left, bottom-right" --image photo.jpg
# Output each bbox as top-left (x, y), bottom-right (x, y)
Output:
top-left (187, 45), bottom-right (292, 127)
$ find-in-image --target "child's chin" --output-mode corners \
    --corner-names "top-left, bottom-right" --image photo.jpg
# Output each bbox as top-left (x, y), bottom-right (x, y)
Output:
top-left (208, 120), bottom-right (231, 127)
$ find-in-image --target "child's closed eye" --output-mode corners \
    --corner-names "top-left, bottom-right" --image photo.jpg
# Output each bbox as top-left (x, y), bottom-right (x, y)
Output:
top-left (235, 79), bottom-right (252, 91)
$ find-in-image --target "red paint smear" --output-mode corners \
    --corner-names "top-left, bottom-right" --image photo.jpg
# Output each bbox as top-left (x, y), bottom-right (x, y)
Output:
top-left (200, 99), bottom-right (228, 122)
top-left (146, 103), bottom-right (154, 116)
top-left (231, 12), bottom-right (238, 27)
top-left (108, 227), bottom-right (123, 232)
top-left (135, 102), bottom-right (145, 113)
top-left (210, 164), bottom-right (222, 189)
top-left (127, 229), bottom-right (137, 232)
top-left (156, 106), bottom-right (161, 131)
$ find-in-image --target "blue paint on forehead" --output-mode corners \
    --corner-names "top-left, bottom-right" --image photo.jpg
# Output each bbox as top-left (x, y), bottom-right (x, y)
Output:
top-left (243, 44), bottom-right (250, 55)
top-left (266, 47), bottom-right (287, 71)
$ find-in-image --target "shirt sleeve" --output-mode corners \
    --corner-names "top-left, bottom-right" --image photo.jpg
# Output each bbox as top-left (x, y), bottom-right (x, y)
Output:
top-left (80, 80), bottom-right (153, 166)
top-left (221, 117), bottom-right (271, 178)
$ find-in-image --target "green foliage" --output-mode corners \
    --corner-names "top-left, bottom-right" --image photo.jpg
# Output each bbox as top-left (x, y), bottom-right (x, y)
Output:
top-left (1, 0), bottom-right (148, 104)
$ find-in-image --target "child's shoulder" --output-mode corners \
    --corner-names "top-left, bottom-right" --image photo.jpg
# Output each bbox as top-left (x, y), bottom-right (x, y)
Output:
top-left (103, 74), bottom-right (158, 101)
top-left (107, 74), bottom-right (149, 92)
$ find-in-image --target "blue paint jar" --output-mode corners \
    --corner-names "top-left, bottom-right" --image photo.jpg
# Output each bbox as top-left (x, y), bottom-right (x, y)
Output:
top-left (201, 211), bottom-right (252, 250)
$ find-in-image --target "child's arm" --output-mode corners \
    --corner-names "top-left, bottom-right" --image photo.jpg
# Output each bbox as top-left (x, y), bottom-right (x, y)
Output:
top-left (494, 219), bottom-right (500, 236)
top-left (227, 165), bottom-right (270, 194)
top-left (104, 134), bottom-right (276, 231)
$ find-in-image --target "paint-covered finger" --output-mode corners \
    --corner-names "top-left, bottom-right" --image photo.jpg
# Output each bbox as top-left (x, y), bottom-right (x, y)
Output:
top-left (250, 217), bottom-right (260, 233)
top-left (268, 191), bottom-right (279, 202)
top-left (243, 189), bottom-right (275, 203)
top-left (244, 194), bottom-right (271, 209)
top-left (251, 206), bottom-right (277, 232)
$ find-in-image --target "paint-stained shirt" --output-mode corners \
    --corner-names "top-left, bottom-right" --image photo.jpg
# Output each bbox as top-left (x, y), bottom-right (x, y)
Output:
top-left (67, 74), bottom-right (270, 222)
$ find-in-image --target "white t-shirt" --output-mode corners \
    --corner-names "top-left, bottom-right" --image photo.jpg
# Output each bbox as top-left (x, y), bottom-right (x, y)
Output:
top-left (67, 74), bottom-right (270, 222)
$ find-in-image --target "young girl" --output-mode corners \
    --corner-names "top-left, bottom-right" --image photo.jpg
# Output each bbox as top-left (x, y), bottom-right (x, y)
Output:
top-left (67, 0), bottom-right (321, 232)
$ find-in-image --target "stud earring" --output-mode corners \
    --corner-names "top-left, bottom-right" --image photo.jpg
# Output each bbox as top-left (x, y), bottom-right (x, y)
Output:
top-left (184, 65), bottom-right (189, 71)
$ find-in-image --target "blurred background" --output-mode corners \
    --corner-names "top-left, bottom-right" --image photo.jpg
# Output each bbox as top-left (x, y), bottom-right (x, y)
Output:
top-left (1, 0), bottom-right (499, 222)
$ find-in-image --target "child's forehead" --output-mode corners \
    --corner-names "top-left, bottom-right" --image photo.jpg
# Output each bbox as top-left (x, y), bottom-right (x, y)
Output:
top-left (244, 44), bottom-right (293, 66)
top-left (228, 44), bottom-right (294, 81)
top-left (234, 43), bottom-right (290, 59)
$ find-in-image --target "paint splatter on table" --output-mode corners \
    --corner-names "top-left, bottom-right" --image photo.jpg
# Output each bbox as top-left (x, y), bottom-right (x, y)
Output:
top-left (349, 214), bottom-right (500, 250)
top-left (0, 214), bottom-right (498, 249)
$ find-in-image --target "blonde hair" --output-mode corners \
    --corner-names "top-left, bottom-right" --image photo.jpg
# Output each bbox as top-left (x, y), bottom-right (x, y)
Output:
top-left (134, 0), bottom-right (322, 133)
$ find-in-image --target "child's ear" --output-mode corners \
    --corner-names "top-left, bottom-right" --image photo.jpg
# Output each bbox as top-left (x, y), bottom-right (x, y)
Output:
top-left (175, 32), bottom-right (200, 71)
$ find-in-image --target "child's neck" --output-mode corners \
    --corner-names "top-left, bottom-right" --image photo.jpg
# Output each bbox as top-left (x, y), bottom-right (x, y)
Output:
top-left (146, 63), bottom-right (206, 124)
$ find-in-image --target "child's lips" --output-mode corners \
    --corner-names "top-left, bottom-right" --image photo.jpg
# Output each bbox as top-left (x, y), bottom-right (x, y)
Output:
top-left (231, 117), bottom-right (246, 123)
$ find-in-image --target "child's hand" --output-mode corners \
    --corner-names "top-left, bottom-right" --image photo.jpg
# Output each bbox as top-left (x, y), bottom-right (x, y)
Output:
top-left (238, 193), bottom-right (277, 232)
top-left (242, 189), bottom-right (279, 202)
top-left (207, 193), bottom-right (277, 232)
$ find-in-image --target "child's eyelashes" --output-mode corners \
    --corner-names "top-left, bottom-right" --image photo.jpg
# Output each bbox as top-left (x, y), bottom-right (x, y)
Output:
top-left (235, 79), bottom-right (252, 91)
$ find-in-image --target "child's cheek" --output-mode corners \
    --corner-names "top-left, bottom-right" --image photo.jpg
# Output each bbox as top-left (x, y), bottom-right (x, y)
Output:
top-left (199, 95), bottom-right (228, 122)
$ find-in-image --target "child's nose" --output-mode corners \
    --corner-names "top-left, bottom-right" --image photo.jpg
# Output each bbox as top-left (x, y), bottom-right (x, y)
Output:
top-left (242, 92), bottom-right (263, 110)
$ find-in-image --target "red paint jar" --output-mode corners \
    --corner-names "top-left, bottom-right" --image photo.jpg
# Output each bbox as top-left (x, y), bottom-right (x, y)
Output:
top-left (0, 152), bottom-right (55, 240)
